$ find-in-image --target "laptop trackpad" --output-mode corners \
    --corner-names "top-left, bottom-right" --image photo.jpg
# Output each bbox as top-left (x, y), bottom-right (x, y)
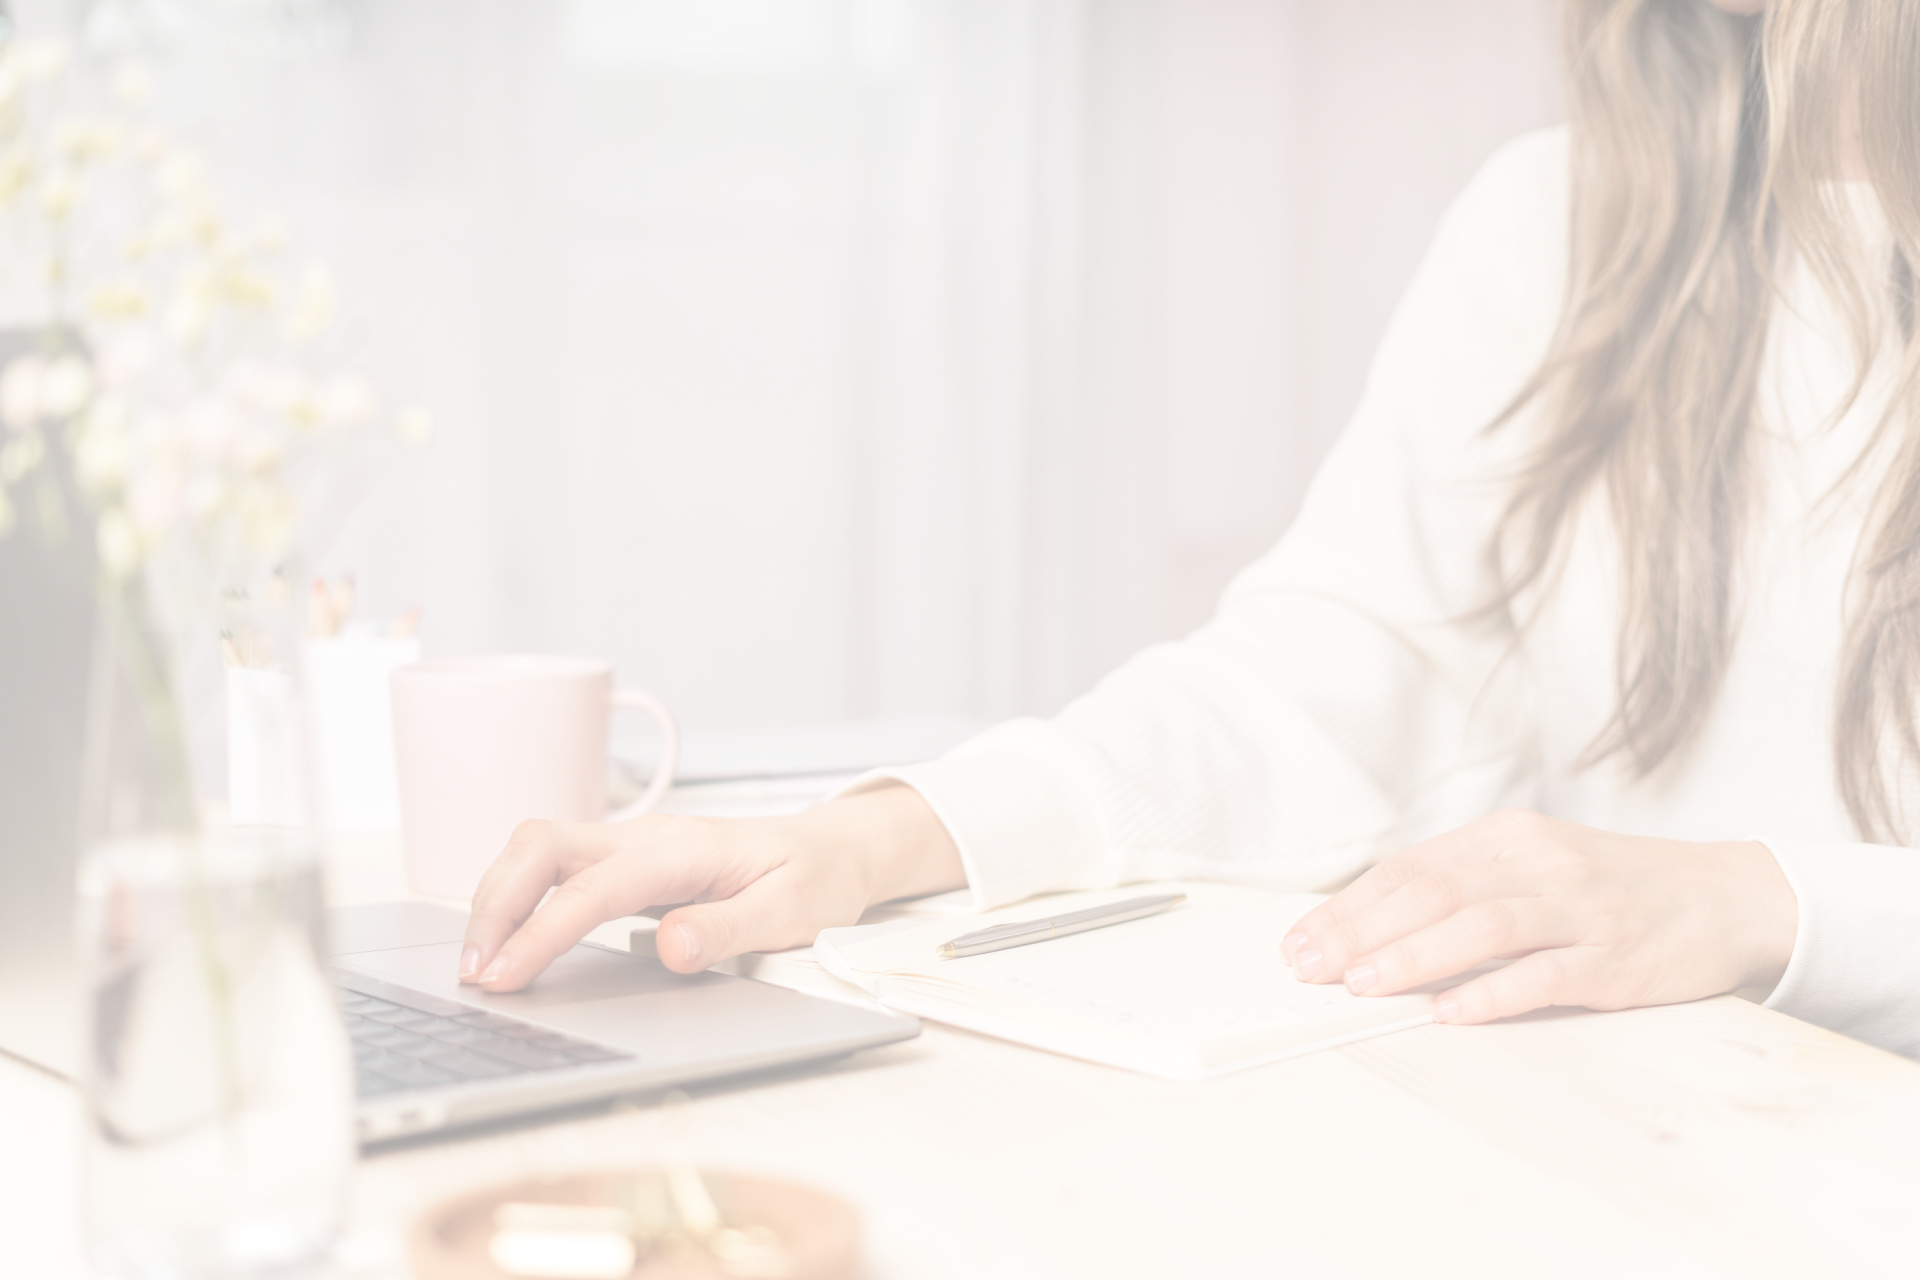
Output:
top-left (339, 940), bottom-right (727, 1013)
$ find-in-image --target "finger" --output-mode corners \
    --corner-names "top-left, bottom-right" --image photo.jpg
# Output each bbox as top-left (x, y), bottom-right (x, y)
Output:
top-left (1282, 809), bottom-right (1559, 964)
top-left (655, 869), bottom-right (828, 973)
top-left (461, 820), bottom-right (615, 979)
top-left (1284, 830), bottom-right (1493, 965)
top-left (1341, 897), bottom-right (1569, 996)
top-left (477, 821), bottom-right (731, 992)
top-left (1291, 860), bottom-right (1546, 982)
top-left (1430, 945), bottom-right (1600, 1024)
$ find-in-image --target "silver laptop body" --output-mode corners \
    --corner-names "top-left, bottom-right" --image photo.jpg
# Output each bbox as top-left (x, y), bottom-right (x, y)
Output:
top-left (331, 902), bottom-right (919, 1144)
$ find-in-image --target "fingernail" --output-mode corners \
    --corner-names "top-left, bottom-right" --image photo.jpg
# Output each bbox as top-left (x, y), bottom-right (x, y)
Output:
top-left (1345, 962), bottom-right (1377, 995)
top-left (459, 946), bottom-right (480, 979)
top-left (479, 957), bottom-right (506, 985)
top-left (674, 926), bottom-right (701, 970)
top-left (1282, 930), bottom-right (1307, 959)
top-left (1433, 995), bottom-right (1460, 1022)
top-left (1294, 946), bottom-right (1322, 980)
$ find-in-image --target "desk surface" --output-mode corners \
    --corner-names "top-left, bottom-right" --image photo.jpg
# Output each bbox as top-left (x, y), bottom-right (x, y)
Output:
top-left (9, 835), bottom-right (1920, 1278)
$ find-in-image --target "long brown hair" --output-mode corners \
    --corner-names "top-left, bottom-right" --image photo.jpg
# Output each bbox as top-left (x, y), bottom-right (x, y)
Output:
top-left (1491, 0), bottom-right (1920, 840)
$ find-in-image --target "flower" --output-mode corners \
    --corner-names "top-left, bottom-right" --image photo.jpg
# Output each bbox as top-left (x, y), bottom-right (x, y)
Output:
top-left (394, 405), bottom-right (435, 449)
top-left (317, 374), bottom-right (372, 430)
top-left (180, 397), bottom-right (242, 462)
top-left (185, 471), bottom-right (224, 520)
top-left (226, 363), bottom-right (307, 417)
top-left (73, 399), bottom-right (132, 495)
top-left (286, 264), bottom-right (334, 342)
top-left (236, 430), bottom-right (284, 476)
top-left (127, 466), bottom-right (182, 536)
top-left (96, 506), bottom-right (140, 579)
top-left (94, 334), bottom-right (156, 387)
top-left (156, 149), bottom-right (208, 202)
top-left (0, 355), bottom-right (43, 430)
top-left (41, 354), bottom-right (93, 418)
top-left (163, 280), bottom-right (212, 347)
top-left (110, 67), bottom-right (151, 110)
top-left (54, 118), bottom-right (127, 166)
top-left (236, 483), bottom-right (294, 555)
top-left (0, 429), bottom-right (43, 482)
top-left (247, 215), bottom-right (291, 255)
top-left (89, 281), bottom-right (150, 320)
top-left (14, 40), bottom-right (70, 83)
top-left (0, 41), bottom-right (431, 590)
top-left (39, 170), bottom-right (79, 220)
top-left (0, 150), bottom-right (33, 203)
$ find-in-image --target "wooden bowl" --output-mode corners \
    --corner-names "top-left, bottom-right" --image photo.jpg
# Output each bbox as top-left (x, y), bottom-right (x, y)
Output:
top-left (409, 1168), bottom-right (860, 1280)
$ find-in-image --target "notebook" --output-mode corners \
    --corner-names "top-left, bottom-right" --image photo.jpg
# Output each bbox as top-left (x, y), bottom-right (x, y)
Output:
top-left (805, 881), bottom-right (1433, 1081)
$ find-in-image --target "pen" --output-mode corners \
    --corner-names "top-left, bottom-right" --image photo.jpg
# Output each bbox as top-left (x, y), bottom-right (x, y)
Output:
top-left (936, 893), bottom-right (1187, 959)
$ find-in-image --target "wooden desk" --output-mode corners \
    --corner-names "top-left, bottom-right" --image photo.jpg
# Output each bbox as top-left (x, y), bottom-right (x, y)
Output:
top-left (9, 835), bottom-right (1920, 1278)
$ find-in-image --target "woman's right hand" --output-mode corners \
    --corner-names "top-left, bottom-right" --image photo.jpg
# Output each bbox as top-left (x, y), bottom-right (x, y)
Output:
top-left (456, 783), bottom-right (965, 992)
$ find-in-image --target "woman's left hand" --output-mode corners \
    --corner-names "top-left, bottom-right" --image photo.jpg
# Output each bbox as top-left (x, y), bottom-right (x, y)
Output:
top-left (1279, 809), bottom-right (1799, 1023)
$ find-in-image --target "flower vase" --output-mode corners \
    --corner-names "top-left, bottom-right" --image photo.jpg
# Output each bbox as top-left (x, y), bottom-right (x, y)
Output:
top-left (76, 534), bottom-right (355, 1279)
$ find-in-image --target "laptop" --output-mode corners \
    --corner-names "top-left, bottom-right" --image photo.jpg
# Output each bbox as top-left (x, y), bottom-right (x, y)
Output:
top-left (330, 902), bottom-right (919, 1143)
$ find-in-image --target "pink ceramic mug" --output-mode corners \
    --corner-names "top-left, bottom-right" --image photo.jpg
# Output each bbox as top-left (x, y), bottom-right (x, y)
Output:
top-left (389, 655), bottom-right (680, 899)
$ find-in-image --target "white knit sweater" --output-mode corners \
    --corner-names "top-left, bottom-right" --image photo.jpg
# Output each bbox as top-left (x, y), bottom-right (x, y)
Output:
top-left (871, 128), bottom-right (1920, 1059)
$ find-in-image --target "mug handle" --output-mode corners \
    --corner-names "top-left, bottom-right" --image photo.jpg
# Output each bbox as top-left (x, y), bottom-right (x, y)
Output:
top-left (606, 688), bottom-right (681, 822)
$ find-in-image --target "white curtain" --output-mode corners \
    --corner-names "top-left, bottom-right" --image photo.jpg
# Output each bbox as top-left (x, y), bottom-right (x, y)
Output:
top-left (24, 0), bottom-right (1561, 737)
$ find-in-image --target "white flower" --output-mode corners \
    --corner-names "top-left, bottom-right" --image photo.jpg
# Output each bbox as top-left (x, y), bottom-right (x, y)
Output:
top-left (286, 264), bottom-right (335, 342)
top-left (186, 472), bottom-right (225, 519)
top-left (13, 40), bottom-right (72, 83)
top-left (126, 123), bottom-right (172, 164)
top-left (142, 214), bottom-right (187, 252)
top-left (94, 335), bottom-right (156, 388)
top-left (249, 215), bottom-right (291, 254)
top-left (182, 398), bottom-right (243, 461)
top-left (73, 401), bottom-right (132, 496)
top-left (228, 363), bottom-right (306, 416)
top-left (89, 282), bottom-right (150, 320)
top-left (285, 385), bottom-right (322, 429)
top-left (213, 261), bottom-right (276, 309)
top-left (134, 413), bottom-right (186, 480)
top-left (110, 67), bottom-right (151, 109)
top-left (40, 354), bottom-right (93, 418)
top-left (96, 507), bottom-right (140, 579)
top-left (394, 405), bottom-right (435, 449)
top-left (55, 118), bottom-right (126, 165)
top-left (236, 483), bottom-right (294, 556)
top-left (0, 354), bottom-right (91, 428)
top-left (156, 150), bottom-right (208, 201)
top-left (0, 430), bottom-right (44, 482)
top-left (0, 52), bottom-right (424, 592)
top-left (127, 467), bottom-right (182, 536)
top-left (39, 171), bottom-right (79, 220)
top-left (318, 374), bottom-right (373, 430)
top-left (0, 355), bottom-right (43, 430)
top-left (164, 284), bottom-right (212, 347)
top-left (0, 149), bottom-right (32, 203)
top-left (237, 431), bottom-right (285, 475)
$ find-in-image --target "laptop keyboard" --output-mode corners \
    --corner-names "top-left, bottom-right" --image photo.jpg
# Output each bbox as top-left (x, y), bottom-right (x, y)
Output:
top-left (341, 988), bottom-right (633, 1098)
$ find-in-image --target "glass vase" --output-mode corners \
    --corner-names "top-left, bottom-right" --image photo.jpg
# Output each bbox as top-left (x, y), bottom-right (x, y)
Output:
top-left (77, 563), bottom-right (355, 1279)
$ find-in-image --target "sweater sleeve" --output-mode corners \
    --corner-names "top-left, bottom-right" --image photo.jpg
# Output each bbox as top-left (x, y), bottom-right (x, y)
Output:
top-left (849, 130), bottom-right (1573, 909)
top-left (1759, 839), bottom-right (1920, 1057)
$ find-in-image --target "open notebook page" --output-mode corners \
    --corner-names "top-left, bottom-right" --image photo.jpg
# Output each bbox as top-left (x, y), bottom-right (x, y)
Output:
top-left (812, 881), bottom-right (1432, 1081)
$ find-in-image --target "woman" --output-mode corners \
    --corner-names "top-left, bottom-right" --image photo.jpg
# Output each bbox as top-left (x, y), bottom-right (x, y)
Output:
top-left (458, 0), bottom-right (1920, 1058)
